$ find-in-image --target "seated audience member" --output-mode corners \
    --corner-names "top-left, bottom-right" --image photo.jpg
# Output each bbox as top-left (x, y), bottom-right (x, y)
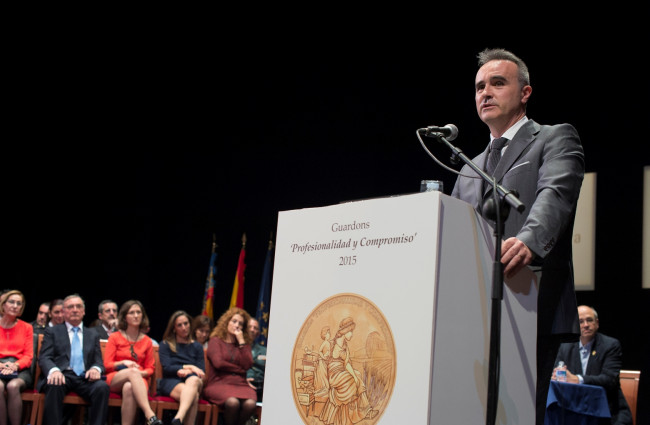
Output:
top-left (203, 307), bottom-right (256, 425)
top-left (47, 299), bottom-right (64, 327)
top-left (553, 305), bottom-right (632, 425)
top-left (0, 290), bottom-right (34, 425)
top-left (158, 311), bottom-right (205, 425)
top-left (246, 318), bottom-right (266, 402)
top-left (93, 299), bottom-right (118, 339)
top-left (38, 294), bottom-right (109, 425)
top-left (31, 301), bottom-right (49, 335)
top-left (104, 300), bottom-right (162, 425)
top-left (191, 315), bottom-right (213, 350)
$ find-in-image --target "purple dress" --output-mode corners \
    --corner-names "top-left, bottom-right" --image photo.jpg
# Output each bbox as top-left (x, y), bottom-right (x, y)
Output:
top-left (203, 337), bottom-right (255, 405)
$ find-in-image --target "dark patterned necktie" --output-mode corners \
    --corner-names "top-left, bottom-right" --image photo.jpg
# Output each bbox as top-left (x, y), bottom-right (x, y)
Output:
top-left (485, 137), bottom-right (508, 176)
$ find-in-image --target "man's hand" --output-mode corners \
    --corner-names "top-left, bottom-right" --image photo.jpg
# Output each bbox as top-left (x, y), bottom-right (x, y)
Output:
top-left (108, 318), bottom-right (118, 330)
top-left (47, 370), bottom-right (66, 385)
top-left (564, 369), bottom-right (580, 384)
top-left (501, 237), bottom-right (534, 278)
top-left (551, 366), bottom-right (580, 384)
top-left (85, 368), bottom-right (102, 382)
top-left (247, 377), bottom-right (257, 389)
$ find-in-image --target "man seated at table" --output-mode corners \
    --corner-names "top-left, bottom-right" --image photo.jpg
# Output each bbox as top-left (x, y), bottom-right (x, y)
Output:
top-left (552, 305), bottom-right (632, 425)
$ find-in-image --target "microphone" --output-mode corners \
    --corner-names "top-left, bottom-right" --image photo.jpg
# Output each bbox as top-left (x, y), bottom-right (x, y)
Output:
top-left (418, 124), bottom-right (458, 141)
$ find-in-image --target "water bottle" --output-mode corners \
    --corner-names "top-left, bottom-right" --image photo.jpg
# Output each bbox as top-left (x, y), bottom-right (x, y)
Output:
top-left (556, 361), bottom-right (567, 382)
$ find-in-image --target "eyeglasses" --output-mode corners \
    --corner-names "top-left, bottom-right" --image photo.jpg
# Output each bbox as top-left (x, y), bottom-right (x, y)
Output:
top-left (5, 300), bottom-right (23, 306)
top-left (130, 344), bottom-right (138, 362)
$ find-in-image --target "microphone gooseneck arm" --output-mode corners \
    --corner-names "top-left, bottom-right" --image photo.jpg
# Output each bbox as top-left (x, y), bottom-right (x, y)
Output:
top-left (437, 135), bottom-right (525, 213)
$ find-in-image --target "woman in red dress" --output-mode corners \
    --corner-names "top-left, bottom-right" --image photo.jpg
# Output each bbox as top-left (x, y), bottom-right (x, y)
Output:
top-left (0, 290), bottom-right (33, 425)
top-left (104, 300), bottom-right (162, 425)
top-left (203, 307), bottom-right (256, 425)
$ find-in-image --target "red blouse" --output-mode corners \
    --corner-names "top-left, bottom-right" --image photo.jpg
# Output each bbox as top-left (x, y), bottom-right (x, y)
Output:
top-left (0, 319), bottom-right (33, 370)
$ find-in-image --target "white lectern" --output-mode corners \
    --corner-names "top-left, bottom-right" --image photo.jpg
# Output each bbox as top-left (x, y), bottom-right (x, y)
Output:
top-left (263, 191), bottom-right (537, 424)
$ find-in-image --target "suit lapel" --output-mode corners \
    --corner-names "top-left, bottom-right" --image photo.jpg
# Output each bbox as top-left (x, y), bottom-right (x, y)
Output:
top-left (569, 342), bottom-right (582, 374)
top-left (82, 327), bottom-right (92, 365)
top-left (484, 120), bottom-right (539, 195)
top-left (474, 149), bottom-right (489, 203)
top-left (58, 324), bottom-right (72, 361)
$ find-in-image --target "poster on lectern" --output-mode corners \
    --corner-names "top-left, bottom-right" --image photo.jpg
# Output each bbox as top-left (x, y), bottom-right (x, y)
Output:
top-left (263, 190), bottom-right (537, 425)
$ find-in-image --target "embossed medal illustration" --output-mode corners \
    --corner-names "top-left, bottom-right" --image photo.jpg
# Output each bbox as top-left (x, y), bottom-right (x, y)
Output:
top-left (292, 293), bottom-right (396, 424)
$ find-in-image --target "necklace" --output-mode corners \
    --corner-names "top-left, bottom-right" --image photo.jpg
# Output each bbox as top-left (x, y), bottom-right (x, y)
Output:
top-left (125, 331), bottom-right (140, 361)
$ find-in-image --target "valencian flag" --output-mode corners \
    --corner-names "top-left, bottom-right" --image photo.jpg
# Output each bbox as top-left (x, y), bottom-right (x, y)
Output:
top-left (201, 236), bottom-right (218, 320)
top-left (255, 237), bottom-right (274, 346)
top-left (229, 233), bottom-right (247, 309)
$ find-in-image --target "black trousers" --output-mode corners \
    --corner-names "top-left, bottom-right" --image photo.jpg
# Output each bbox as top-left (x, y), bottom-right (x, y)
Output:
top-left (41, 371), bottom-right (110, 425)
top-left (536, 335), bottom-right (562, 425)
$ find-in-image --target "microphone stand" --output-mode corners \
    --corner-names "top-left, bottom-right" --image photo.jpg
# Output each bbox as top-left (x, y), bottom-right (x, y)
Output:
top-left (428, 131), bottom-right (525, 425)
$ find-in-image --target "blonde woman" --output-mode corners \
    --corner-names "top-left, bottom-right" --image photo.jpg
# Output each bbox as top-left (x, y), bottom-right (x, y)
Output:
top-left (0, 290), bottom-right (33, 425)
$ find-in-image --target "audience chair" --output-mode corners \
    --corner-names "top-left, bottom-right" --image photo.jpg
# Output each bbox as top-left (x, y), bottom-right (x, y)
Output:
top-left (19, 333), bottom-right (44, 425)
top-left (620, 370), bottom-right (641, 425)
top-left (153, 347), bottom-right (212, 425)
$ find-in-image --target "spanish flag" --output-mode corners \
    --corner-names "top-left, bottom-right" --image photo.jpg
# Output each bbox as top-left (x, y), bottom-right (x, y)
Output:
top-left (201, 236), bottom-right (218, 319)
top-left (229, 233), bottom-right (246, 309)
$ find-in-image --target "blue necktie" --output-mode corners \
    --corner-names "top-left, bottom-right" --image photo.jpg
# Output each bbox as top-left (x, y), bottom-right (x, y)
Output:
top-left (70, 327), bottom-right (85, 375)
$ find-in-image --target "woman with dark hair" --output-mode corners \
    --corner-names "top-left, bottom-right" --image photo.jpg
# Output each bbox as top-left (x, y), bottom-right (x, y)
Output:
top-left (104, 300), bottom-right (162, 425)
top-left (158, 311), bottom-right (205, 425)
top-left (47, 298), bottom-right (64, 327)
top-left (0, 290), bottom-right (33, 425)
top-left (203, 307), bottom-right (256, 425)
top-left (191, 315), bottom-right (213, 350)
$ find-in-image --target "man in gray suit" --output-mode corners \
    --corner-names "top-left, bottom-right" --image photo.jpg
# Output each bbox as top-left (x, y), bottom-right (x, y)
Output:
top-left (451, 48), bottom-right (585, 425)
top-left (38, 294), bottom-right (109, 425)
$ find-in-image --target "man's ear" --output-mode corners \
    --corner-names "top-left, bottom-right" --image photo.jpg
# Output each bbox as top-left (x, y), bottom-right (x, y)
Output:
top-left (521, 85), bottom-right (532, 105)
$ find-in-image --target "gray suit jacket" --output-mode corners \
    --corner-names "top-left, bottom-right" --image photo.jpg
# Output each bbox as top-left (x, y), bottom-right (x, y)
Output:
top-left (451, 119), bottom-right (584, 336)
top-left (37, 323), bottom-right (105, 391)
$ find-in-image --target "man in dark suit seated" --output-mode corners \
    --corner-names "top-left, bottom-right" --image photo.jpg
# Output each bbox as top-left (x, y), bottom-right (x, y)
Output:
top-left (91, 299), bottom-right (118, 340)
top-left (31, 301), bottom-right (49, 335)
top-left (553, 305), bottom-right (632, 425)
top-left (38, 294), bottom-right (110, 425)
